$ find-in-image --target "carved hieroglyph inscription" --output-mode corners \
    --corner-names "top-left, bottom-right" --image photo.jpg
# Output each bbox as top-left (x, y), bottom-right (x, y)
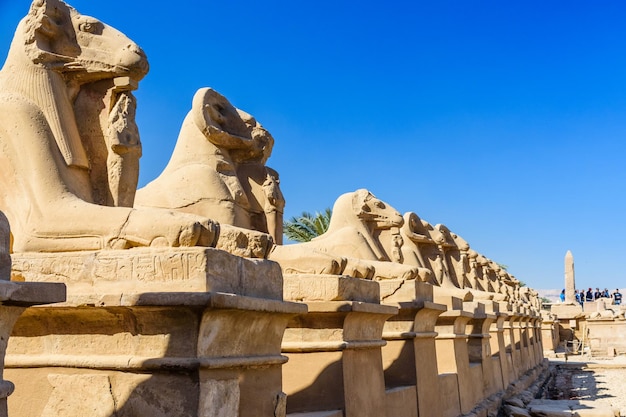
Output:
top-left (12, 251), bottom-right (206, 283)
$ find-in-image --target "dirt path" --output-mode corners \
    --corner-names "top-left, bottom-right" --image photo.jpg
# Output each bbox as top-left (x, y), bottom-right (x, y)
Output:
top-left (545, 358), bottom-right (626, 415)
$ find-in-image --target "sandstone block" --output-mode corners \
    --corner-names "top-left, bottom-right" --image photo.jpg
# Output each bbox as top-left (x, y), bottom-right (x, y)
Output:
top-left (12, 247), bottom-right (283, 302)
top-left (283, 274), bottom-right (379, 303)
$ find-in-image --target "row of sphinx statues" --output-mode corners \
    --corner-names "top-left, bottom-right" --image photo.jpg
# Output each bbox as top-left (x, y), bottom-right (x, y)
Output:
top-left (0, 0), bottom-right (538, 310)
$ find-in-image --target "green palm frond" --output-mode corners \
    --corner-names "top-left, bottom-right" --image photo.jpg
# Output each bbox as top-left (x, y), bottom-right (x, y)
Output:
top-left (283, 208), bottom-right (332, 242)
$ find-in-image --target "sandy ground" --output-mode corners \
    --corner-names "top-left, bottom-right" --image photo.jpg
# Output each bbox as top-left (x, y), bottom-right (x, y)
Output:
top-left (548, 355), bottom-right (626, 415)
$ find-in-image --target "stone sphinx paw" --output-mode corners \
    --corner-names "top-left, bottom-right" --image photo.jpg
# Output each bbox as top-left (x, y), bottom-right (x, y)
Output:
top-left (319, 255), bottom-right (347, 275)
top-left (417, 267), bottom-right (432, 282)
top-left (343, 259), bottom-right (376, 280)
top-left (267, 247), bottom-right (346, 274)
top-left (215, 224), bottom-right (273, 258)
top-left (369, 262), bottom-right (419, 281)
top-left (113, 209), bottom-right (217, 248)
top-left (396, 266), bottom-right (420, 280)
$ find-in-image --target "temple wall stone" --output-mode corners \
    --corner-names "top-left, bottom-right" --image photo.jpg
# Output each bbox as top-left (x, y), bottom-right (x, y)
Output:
top-left (586, 317), bottom-right (626, 356)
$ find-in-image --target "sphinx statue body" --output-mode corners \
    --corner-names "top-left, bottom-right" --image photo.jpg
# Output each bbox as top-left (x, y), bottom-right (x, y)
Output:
top-left (135, 88), bottom-right (285, 245)
top-left (0, 0), bottom-right (214, 252)
top-left (0, 0), bottom-right (278, 257)
top-left (268, 189), bottom-right (426, 281)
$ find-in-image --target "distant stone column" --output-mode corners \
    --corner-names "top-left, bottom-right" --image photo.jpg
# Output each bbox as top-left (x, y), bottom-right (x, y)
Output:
top-left (565, 250), bottom-right (575, 303)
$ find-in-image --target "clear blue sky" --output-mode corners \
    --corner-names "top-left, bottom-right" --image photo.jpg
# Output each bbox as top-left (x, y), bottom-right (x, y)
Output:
top-left (2, 1), bottom-right (626, 291)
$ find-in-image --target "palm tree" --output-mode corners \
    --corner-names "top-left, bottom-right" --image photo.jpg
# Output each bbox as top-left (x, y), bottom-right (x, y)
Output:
top-left (283, 208), bottom-right (332, 242)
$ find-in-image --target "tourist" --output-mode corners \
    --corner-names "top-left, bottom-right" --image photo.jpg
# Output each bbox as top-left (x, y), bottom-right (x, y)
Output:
top-left (575, 290), bottom-right (582, 305)
top-left (560, 289), bottom-right (565, 302)
top-left (586, 288), bottom-right (594, 302)
top-left (594, 288), bottom-right (602, 300)
top-left (613, 289), bottom-right (622, 305)
top-left (602, 288), bottom-right (610, 298)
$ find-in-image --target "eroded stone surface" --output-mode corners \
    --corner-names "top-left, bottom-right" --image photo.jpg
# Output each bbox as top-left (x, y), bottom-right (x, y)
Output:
top-left (198, 378), bottom-right (240, 417)
top-left (12, 247), bottom-right (283, 301)
top-left (41, 374), bottom-right (116, 417)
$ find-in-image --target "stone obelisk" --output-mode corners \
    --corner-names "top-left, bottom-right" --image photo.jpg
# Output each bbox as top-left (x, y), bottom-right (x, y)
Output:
top-left (565, 250), bottom-right (575, 303)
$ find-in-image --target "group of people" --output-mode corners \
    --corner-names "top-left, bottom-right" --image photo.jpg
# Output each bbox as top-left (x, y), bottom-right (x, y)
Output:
top-left (559, 287), bottom-right (623, 305)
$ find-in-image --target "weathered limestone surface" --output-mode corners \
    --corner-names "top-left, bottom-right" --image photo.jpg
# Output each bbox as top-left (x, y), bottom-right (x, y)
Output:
top-left (7, 250), bottom-right (306, 417)
top-left (12, 247), bottom-right (283, 302)
top-left (586, 317), bottom-right (626, 356)
top-left (381, 282), bottom-right (446, 417)
top-left (0, 1), bottom-right (546, 417)
top-left (282, 279), bottom-right (398, 417)
top-left (0, 217), bottom-right (66, 417)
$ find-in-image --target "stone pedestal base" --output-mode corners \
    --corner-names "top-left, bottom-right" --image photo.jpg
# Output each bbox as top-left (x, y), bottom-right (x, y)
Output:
top-left (586, 318), bottom-right (626, 356)
top-left (0, 280), bottom-right (65, 417)
top-left (281, 301), bottom-right (396, 417)
top-left (283, 274), bottom-right (379, 303)
top-left (380, 281), bottom-right (446, 417)
top-left (7, 292), bottom-right (305, 417)
top-left (551, 303), bottom-right (583, 320)
top-left (282, 274), bottom-right (396, 417)
top-left (7, 248), bottom-right (305, 417)
top-left (12, 247), bottom-right (283, 301)
top-left (435, 309), bottom-right (474, 417)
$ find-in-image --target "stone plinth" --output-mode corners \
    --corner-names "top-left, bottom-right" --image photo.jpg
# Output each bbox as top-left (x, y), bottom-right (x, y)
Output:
top-left (530, 316), bottom-right (544, 367)
top-left (518, 312), bottom-right (542, 372)
top-left (518, 317), bottom-right (532, 370)
top-left (586, 318), bottom-right (626, 356)
top-left (12, 247), bottom-right (284, 302)
top-left (381, 281), bottom-right (446, 417)
top-left (0, 281), bottom-right (65, 417)
top-left (550, 303), bottom-right (583, 320)
top-left (503, 309), bottom-right (523, 383)
top-left (464, 302), bottom-right (498, 399)
top-left (282, 273), bottom-right (393, 416)
top-left (7, 248), bottom-right (306, 417)
top-left (284, 274), bottom-right (379, 304)
top-left (281, 301), bottom-right (397, 417)
top-left (0, 213), bottom-right (67, 417)
top-left (435, 308), bottom-right (474, 417)
top-left (489, 312), bottom-right (509, 392)
top-left (540, 318), bottom-right (559, 354)
top-left (281, 280), bottom-right (397, 417)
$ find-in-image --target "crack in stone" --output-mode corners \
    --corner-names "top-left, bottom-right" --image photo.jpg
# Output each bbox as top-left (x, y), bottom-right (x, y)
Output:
top-left (108, 376), bottom-right (119, 417)
top-left (381, 279), bottom-right (406, 301)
